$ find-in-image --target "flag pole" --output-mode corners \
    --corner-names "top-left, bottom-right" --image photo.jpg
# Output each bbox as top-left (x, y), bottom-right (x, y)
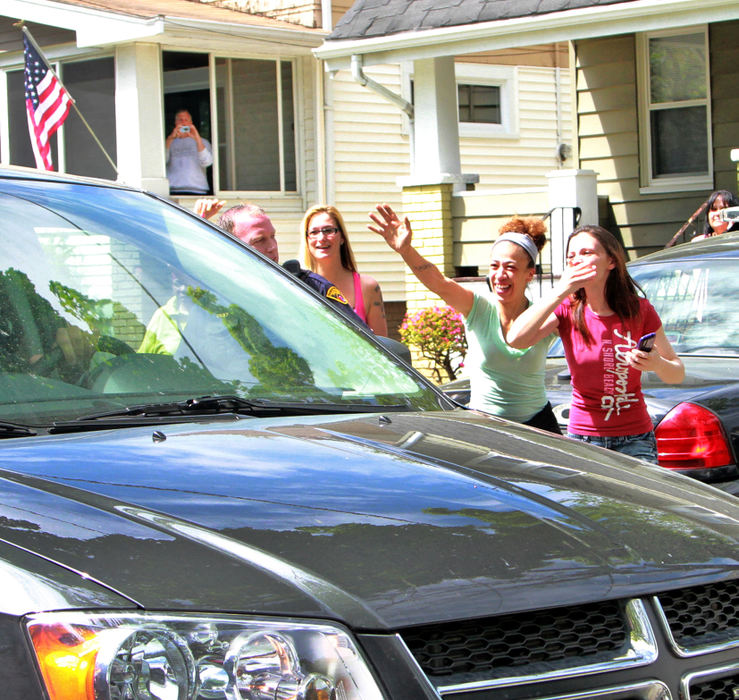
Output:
top-left (19, 23), bottom-right (119, 175)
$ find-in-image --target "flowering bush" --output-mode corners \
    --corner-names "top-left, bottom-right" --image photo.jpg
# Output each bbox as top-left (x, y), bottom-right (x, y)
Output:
top-left (398, 305), bottom-right (467, 383)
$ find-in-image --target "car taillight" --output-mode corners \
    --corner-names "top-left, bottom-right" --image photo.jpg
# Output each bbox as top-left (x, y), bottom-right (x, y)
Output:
top-left (655, 402), bottom-right (733, 470)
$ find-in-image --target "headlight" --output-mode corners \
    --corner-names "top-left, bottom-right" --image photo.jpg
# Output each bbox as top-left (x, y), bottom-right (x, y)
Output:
top-left (25, 612), bottom-right (385, 700)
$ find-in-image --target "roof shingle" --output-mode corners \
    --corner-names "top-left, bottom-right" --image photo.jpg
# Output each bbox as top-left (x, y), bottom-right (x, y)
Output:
top-left (328, 0), bottom-right (640, 41)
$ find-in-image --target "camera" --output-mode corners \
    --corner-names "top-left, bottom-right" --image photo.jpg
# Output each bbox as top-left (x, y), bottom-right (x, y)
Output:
top-left (179, 126), bottom-right (190, 133)
top-left (718, 206), bottom-right (739, 222)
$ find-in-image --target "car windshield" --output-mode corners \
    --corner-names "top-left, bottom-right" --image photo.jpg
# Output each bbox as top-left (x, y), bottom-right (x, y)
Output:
top-left (0, 178), bottom-right (444, 426)
top-left (630, 257), bottom-right (739, 355)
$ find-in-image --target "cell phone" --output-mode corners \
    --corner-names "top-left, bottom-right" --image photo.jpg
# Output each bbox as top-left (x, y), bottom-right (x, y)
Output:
top-left (179, 125), bottom-right (190, 133)
top-left (637, 332), bottom-right (656, 352)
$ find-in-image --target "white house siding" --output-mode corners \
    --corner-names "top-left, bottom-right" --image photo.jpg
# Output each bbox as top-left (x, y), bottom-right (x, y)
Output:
top-left (575, 22), bottom-right (739, 256)
top-left (452, 188), bottom-right (550, 270)
top-left (576, 33), bottom-right (683, 254)
top-left (297, 56), bottom-right (319, 210)
top-left (326, 64), bottom-right (410, 302)
top-left (327, 62), bottom-right (574, 302)
top-left (459, 66), bottom-right (572, 192)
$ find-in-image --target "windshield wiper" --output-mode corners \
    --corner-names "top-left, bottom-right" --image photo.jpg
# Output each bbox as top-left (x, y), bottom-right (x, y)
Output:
top-left (51, 395), bottom-right (412, 433)
top-left (57, 395), bottom-right (272, 424)
top-left (231, 399), bottom-right (412, 414)
top-left (0, 421), bottom-right (38, 438)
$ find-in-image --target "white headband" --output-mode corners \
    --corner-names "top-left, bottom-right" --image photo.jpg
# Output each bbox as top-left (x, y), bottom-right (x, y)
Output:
top-left (492, 232), bottom-right (539, 264)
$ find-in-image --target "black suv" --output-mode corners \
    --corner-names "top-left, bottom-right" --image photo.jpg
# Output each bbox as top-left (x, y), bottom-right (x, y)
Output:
top-left (1, 168), bottom-right (737, 700)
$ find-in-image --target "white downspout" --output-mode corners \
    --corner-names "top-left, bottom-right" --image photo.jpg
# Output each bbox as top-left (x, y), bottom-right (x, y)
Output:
top-left (350, 54), bottom-right (415, 172)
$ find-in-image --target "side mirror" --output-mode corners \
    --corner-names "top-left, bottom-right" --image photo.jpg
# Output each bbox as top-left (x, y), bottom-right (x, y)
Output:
top-left (376, 336), bottom-right (412, 367)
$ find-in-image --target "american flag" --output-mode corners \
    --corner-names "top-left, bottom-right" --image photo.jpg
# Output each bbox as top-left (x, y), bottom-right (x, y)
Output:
top-left (24, 33), bottom-right (72, 171)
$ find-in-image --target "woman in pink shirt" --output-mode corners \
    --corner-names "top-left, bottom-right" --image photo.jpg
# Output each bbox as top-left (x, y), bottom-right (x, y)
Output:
top-left (507, 225), bottom-right (684, 462)
top-left (301, 205), bottom-right (388, 336)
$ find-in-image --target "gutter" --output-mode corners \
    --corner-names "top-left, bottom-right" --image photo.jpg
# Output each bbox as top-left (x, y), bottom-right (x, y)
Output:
top-left (316, 0), bottom-right (739, 69)
top-left (350, 54), bottom-right (413, 120)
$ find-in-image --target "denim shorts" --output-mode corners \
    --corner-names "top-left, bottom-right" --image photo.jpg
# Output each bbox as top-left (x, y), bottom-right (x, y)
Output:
top-left (567, 431), bottom-right (658, 464)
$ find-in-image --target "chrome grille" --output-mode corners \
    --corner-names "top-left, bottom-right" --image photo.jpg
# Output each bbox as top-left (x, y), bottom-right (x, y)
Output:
top-left (683, 664), bottom-right (739, 700)
top-left (655, 579), bottom-right (739, 654)
top-left (397, 581), bottom-right (739, 698)
top-left (400, 599), bottom-right (637, 684)
top-left (689, 671), bottom-right (739, 700)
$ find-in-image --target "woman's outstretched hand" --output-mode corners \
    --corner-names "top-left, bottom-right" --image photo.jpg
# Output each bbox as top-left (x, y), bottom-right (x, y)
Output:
top-left (555, 259), bottom-right (598, 297)
top-left (368, 204), bottom-right (412, 252)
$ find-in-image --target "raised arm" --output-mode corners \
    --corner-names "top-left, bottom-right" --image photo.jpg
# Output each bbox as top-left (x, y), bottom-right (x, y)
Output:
top-left (368, 204), bottom-right (474, 317)
top-left (506, 260), bottom-right (598, 348)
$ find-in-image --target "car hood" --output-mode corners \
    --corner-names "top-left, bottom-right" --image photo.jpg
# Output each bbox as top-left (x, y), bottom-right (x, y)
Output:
top-left (1, 411), bottom-right (737, 630)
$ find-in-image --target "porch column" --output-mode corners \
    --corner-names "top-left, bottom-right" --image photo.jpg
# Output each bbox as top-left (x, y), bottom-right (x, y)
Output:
top-left (397, 57), bottom-right (477, 381)
top-left (398, 178), bottom-right (456, 381)
top-left (114, 43), bottom-right (168, 195)
top-left (412, 57), bottom-right (461, 183)
top-left (547, 169), bottom-right (598, 275)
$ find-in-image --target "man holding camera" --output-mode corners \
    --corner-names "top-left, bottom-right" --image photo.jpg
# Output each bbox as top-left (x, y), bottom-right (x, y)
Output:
top-left (165, 109), bottom-right (213, 196)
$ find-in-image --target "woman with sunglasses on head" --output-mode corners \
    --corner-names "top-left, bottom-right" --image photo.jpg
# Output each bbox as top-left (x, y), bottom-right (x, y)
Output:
top-left (369, 204), bottom-right (561, 434)
top-left (507, 224), bottom-right (684, 462)
top-left (301, 205), bottom-right (388, 336)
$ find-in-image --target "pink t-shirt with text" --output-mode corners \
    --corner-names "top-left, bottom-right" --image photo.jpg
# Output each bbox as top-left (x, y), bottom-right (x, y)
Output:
top-left (555, 297), bottom-right (661, 437)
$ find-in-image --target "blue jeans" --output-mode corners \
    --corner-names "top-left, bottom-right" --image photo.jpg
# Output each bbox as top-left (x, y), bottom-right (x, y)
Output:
top-left (567, 431), bottom-right (658, 464)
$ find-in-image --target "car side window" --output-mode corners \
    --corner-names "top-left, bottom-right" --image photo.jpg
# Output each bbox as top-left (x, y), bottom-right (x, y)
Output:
top-left (633, 261), bottom-right (739, 354)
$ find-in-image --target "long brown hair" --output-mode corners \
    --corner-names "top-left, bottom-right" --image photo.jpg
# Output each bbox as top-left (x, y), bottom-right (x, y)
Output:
top-left (300, 205), bottom-right (358, 273)
top-left (566, 225), bottom-right (644, 344)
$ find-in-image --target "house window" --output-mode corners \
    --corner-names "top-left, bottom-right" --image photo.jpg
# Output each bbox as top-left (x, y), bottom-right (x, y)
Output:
top-left (455, 64), bottom-right (517, 138)
top-left (163, 52), bottom-right (213, 194)
top-left (6, 56), bottom-right (116, 178)
top-left (163, 51), bottom-right (297, 194)
top-left (458, 84), bottom-right (501, 124)
top-left (215, 57), bottom-right (297, 192)
top-left (637, 28), bottom-right (712, 191)
top-left (60, 58), bottom-right (117, 179)
top-left (405, 63), bottom-right (517, 138)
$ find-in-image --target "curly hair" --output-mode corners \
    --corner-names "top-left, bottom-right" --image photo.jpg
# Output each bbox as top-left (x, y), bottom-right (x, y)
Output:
top-left (496, 217), bottom-right (548, 268)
